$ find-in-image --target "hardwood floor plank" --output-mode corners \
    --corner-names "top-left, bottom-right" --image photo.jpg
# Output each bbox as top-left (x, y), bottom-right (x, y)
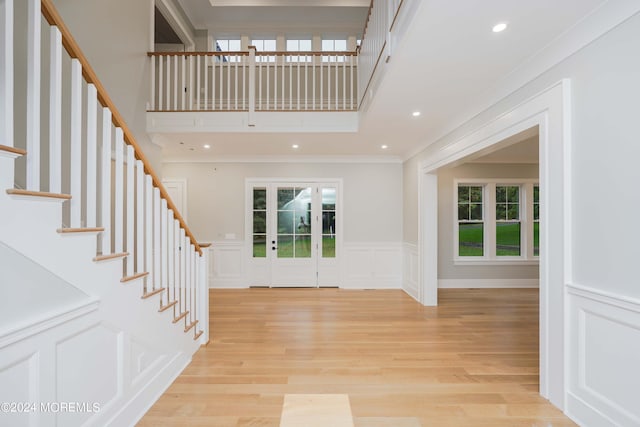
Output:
top-left (138, 288), bottom-right (577, 427)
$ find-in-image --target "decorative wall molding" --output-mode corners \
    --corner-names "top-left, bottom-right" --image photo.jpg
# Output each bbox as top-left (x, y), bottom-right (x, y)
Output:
top-left (438, 278), bottom-right (539, 289)
top-left (210, 240), bottom-right (247, 288)
top-left (566, 283), bottom-right (640, 427)
top-left (341, 242), bottom-right (402, 289)
top-left (402, 242), bottom-right (420, 301)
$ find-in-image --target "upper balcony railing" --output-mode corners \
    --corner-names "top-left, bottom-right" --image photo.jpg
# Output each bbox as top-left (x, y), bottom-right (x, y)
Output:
top-left (147, 50), bottom-right (358, 113)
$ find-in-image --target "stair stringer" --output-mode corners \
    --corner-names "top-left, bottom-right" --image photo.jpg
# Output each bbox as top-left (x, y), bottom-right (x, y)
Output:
top-left (0, 188), bottom-right (201, 427)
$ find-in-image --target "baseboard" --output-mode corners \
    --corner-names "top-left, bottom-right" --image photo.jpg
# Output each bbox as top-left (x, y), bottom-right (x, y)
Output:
top-left (438, 278), bottom-right (539, 288)
top-left (105, 352), bottom-right (191, 427)
top-left (566, 391), bottom-right (619, 427)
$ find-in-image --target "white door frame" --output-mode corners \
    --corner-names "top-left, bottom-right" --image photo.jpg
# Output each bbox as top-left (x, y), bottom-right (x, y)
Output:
top-left (418, 80), bottom-right (572, 410)
top-left (245, 178), bottom-right (343, 287)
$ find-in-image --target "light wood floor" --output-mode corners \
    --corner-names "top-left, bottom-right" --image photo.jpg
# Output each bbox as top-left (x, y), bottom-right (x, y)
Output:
top-left (138, 288), bottom-right (578, 427)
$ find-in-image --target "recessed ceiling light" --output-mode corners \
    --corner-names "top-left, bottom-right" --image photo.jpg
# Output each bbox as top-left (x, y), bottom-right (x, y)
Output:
top-left (203, 144), bottom-right (211, 149)
top-left (292, 144), bottom-right (299, 149)
top-left (412, 111), bottom-right (421, 117)
top-left (492, 22), bottom-right (507, 33)
top-left (381, 145), bottom-right (388, 149)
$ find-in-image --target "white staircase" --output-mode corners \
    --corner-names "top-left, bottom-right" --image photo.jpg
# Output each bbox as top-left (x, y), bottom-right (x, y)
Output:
top-left (0, 1), bottom-right (208, 425)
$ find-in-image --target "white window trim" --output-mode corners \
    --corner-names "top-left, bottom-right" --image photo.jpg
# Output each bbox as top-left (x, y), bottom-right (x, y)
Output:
top-left (454, 178), bottom-right (539, 264)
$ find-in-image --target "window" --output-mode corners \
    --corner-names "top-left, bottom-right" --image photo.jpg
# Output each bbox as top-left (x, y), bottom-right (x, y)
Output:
top-left (457, 185), bottom-right (484, 256)
top-left (455, 180), bottom-right (539, 262)
top-left (533, 185), bottom-right (540, 256)
top-left (252, 39), bottom-right (276, 62)
top-left (216, 38), bottom-right (241, 62)
top-left (252, 188), bottom-right (267, 257)
top-left (286, 39), bottom-right (312, 62)
top-left (322, 39), bottom-right (347, 62)
top-left (495, 185), bottom-right (521, 256)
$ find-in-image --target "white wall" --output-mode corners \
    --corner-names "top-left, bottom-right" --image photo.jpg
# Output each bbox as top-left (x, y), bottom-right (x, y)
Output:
top-left (163, 161), bottom-right (403, 243)
top-left (52, 0), bottom-right (162, 173)
top-left (403, 10), bottom-right (640, 427)
top-left (163, 161), bottom-right (404, 289)
top-left (437, 163), bottom-right (539, 282)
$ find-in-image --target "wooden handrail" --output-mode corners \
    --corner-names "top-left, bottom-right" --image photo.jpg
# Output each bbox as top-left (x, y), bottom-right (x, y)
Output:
top-left (147, 51), bottom-right (358, 57)
top-left (40, 0), bottom-right (201, 255)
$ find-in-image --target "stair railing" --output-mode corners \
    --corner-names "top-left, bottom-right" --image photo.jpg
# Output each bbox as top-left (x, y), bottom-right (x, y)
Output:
top-left (0, 0), bottom-right (207, 342)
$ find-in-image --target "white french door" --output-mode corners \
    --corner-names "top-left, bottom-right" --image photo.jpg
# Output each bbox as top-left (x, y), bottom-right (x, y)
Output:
top-left (248, 180), bottom-right (340, 287)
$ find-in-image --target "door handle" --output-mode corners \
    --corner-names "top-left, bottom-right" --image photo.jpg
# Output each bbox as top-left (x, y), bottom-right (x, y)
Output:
top-left (272, 246), bottom-right (277, 250)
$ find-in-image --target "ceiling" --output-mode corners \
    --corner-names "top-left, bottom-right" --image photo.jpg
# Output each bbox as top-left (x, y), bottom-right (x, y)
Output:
top-left (162, 0), bottom-right (608, 163)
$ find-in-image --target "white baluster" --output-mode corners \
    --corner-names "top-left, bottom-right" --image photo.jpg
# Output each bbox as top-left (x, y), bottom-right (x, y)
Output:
top-left (168, 210), bottom-right (175, 303)
top-left (70, 59), bottom-right (82, 226)
top-left (218, 55), bottom-right (223, 110)
top-left (173, 55), bottom-right (178, 110)
top-left (145, 175), bottom-right (154, 290)
top-left (350, 55), bottom-right (354, 110)
top-left (204, 55), bottom-right (208, 110)
top-left (0, 0), bottom-right (13, 150)
top-left (100, 108), bottom-right (112, 255)
top-left (266, 57), bottom-right (270, 110)
top-left (304, 55), bottom-right (308, 110)
top-left (185, 239), bottom-right (191, 318)
top-left (312, 55), bottom-right (316, 109)
top-left (335, 56), bottom-right (339, 110)
top-left (154, 187), bottom-right (161, 290)
top-left (86, 84), bottom-right (98, 228)
top-left (26, 0), bottom-right (40, 191)
top-left (189, 55), bottom-right (194, 110)
top-left (180, 55), bottom-right (185, 110)
top-left (136, 160), bottom-right (145, 273)
top-left (342, 57), bottom-right (346, 110)
top-left (173, 218), bottom-right (180, 304)
top-left (48, 27), bottom-right (62, 193)
top-left (126, 145), bottom-right (134, 275)
top-left (114, 129), bottom-right (124, 253)
top-left (196, 55), bottom-right (200, 110)
top-left (158, 55), bottom-right (163, 111)
top-left (226, 57), bottom-right (231, 110)
top-left (297, 58), bottom-right (300, 110)
top-left (161, 198), bottom-right (168, 303)
top-left (150, 55), bottom-right (155, 110)
top-left (180, 228), bottom-right (186, 313)
top-left (166, 55), bottom-right (171, 110)
top-left (234, 56), bottom-right (238, 110)
top-left (190, 244), bottom-right (196, 323)
top-left (289, 57), bottom-right (293, 110)
top-left (281, 54), bottom-right (285, 110)
top-left (319, 56), bottom-right (323, 110)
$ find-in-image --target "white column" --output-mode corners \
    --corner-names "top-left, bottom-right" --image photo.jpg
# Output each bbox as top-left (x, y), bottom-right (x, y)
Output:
top-left (150, 55), bottom-right (155, 110)
top-left (168, 210), bottom-right (175, 302)
top-left (199, 251), bottom-right (210, 343)
top-left (173, 218), bottom-right (180, 304)
top-left (180, 228), bottom-right (186, 313)
top-left (0, 0), bottom-right (14, 149)
top-left (248, 47), bottom-right (255, 125)
top-left (26, 0), bottom-right (40, 190)
top-left (100, 108), bottom-right (112, 255)
top-left (70, 60), bottom-right (83, 226)
top-left (86, 84), bottom-right (98, 228)
top-left (49, 27), bottom-right (62, 193)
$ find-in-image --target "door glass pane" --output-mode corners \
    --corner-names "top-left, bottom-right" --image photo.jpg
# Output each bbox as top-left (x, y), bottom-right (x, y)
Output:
top-left (252, 188), bottom-right (267, 258)
top-left (277, 187), bottom-right (311, 258)
top-left (253, 235), bottom-right (266, 257)
top-left (278, 235), bottom-right (294, 258)
top-left (321, 188), bottom-right (336, 258)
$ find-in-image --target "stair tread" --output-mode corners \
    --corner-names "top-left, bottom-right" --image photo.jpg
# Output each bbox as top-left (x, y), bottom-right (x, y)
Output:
top-left (57, 227), bottom-right (104, 234)
top-left (159, 300), bottom-right (178, 312)
top-left (184, 320), bottom-right (198, 332)
top-left (6, 189), bottom-right (71, 200)
top-left (121, 272), bottom-right (149, 283)
top-left (141, 287), bottom-right (165, 299)
top-left (93, 252), bottom-right (128, 262)
top-left (194, 330), bottom-right (204, 341)
top-left (172, 311), bottom-right (189, 324)
top-left (0, 145), bottom-right (27, 156)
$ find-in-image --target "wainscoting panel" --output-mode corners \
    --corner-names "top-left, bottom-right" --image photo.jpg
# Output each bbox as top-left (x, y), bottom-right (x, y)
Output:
top-left (210, 241), bottom-right (247, 288)
top-left (341, 243), bottom-right (402, 289)
top-left (403, 243), bottom-right (420, 301)
top-left (566, 283), bottom-right (640, 427)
